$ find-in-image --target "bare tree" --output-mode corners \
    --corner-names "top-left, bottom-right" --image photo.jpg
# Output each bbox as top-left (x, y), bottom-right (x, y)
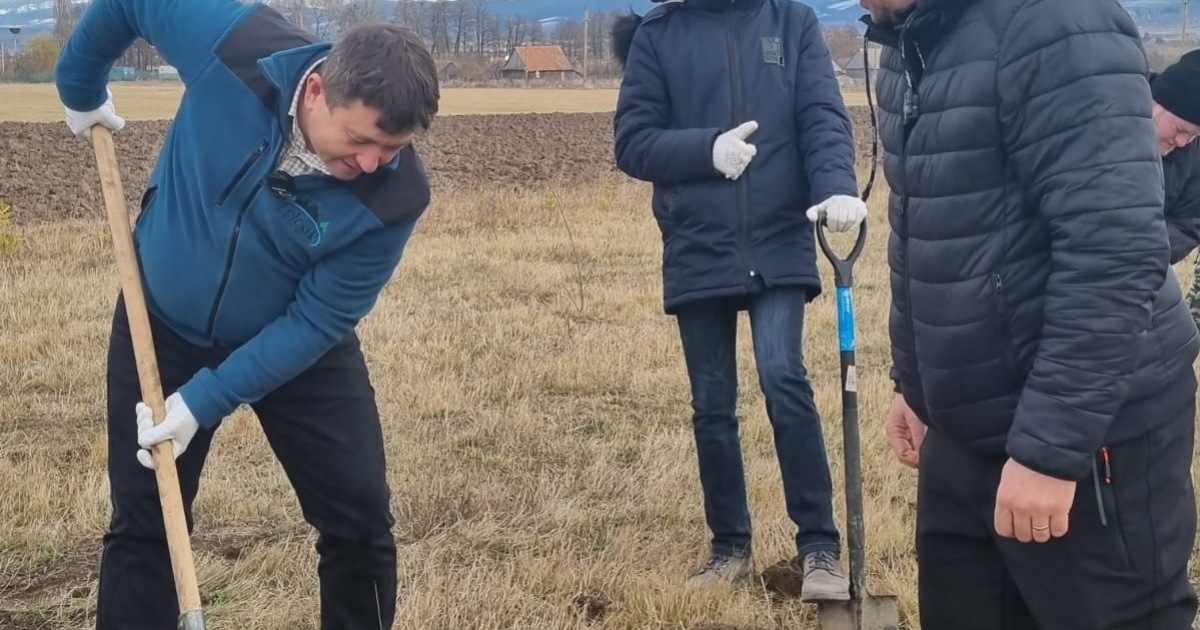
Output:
top-left (269, 0), bottom-right (310, 30)
top-left (53, 0), bottom-right (78, 45)
top-left (553, 20), bottom-right (583, 59)
top-left (305, 0), bottom-right (340, 39)
top-left (451, 0), bottom-right (471, 55)
top-left (393, 0), bottom-right (418, 30)
top-left (339, 0), bottom-right (384, 27)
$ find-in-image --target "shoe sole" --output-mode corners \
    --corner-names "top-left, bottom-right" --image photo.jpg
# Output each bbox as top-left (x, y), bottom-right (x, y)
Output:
top-left (800, 588), bottom-right (851, 603)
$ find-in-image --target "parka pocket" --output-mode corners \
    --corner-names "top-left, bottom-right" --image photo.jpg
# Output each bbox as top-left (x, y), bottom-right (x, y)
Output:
top-left (217, 139), bottom-right (269, 206)
top-left (990, 272), bottom-right (1019, 382)
top-left (1089, 447), bottom-right (1135, 573)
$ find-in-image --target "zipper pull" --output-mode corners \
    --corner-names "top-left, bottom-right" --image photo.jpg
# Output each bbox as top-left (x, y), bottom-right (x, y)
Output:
top-left (903, 86), bottom-right (920, 124)
top-left (1100, 446), bottom-right (1112, 484)
top-left (1092, 456), bottom-right (1108, 527)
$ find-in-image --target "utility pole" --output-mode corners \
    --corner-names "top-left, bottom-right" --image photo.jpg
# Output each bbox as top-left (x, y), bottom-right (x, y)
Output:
top-left (578, 6), bottom-right (583, 87)
top-left (1184, 0), bottom-right (1191, 45)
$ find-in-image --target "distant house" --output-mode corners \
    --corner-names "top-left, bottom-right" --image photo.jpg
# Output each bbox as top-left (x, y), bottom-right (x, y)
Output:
top-left (498, 44), bottom-right (580, 83)
top-left (438, 61), bottom-right (461, 82)
top-left (842, 45), bottom-right (881, 81)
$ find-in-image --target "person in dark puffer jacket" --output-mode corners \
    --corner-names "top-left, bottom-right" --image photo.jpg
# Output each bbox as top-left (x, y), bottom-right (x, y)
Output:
top-left (861, 0), bottom-right (1200, 626)
top-left (1152, 53), bottom-right (1200, 266)
top-left (1149, 51), bottom-right (1200, 327)
top-left (610, 0), bottom-right (868, 602)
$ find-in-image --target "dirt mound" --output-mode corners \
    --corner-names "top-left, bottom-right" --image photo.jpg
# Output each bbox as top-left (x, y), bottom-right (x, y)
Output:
top-left (1, 107), bottom-right (879, 224)
top-left (760, 556), bottom-right (806, 599)
top-left (570, 589), bottom-right (612, 623)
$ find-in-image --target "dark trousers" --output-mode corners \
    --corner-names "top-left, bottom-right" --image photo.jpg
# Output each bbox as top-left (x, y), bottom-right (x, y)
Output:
top-left (674, 284), bottom-right (839, 559)
top-left (916, 401), bottom-right (1198, 629)
top-left (96, 295), bottom-right (397, 630)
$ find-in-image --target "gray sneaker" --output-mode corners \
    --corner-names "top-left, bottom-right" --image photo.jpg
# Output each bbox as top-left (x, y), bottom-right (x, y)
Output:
top-left (684, 553), bottom-right (755, 590)
top-left (800, 550), bottom-right (850, 602)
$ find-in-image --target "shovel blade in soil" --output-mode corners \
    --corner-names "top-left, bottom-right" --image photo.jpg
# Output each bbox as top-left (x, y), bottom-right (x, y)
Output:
top-left (817, 596), bottom-right (901, 630)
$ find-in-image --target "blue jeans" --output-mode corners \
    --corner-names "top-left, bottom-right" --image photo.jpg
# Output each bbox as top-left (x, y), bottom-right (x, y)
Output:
top-left (675, 284), bottom-right (840, 559)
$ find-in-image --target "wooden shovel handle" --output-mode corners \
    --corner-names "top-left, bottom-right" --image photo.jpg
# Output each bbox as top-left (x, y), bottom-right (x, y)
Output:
top-left (90, 125), bottom-right (204, 620)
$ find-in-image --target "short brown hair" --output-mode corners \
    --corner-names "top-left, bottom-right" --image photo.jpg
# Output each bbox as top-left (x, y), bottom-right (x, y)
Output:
top-left (319, 22), bottom-right (439, 134)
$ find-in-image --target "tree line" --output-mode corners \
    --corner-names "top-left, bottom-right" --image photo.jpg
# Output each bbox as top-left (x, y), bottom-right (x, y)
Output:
top-left (5, 0), bottom-right (886, 83)
top-left (5, 0), bottom-right (634, 81)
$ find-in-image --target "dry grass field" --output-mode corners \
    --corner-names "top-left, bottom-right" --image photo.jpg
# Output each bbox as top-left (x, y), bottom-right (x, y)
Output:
top-left (0, 81), bottom-right (871, 122)
top-left (0, 82), bottom-right (1195, 630)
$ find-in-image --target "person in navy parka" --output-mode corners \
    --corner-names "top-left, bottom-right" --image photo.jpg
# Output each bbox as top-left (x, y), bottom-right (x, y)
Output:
top-left (611, 0), bottom-right (867, 602)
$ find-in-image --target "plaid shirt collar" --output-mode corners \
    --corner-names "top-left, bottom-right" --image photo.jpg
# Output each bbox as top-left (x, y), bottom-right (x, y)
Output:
top-left (276, 56), bottom-right (330, 177)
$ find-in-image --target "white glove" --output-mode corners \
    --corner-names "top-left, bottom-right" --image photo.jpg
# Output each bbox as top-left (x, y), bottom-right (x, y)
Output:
top-left (806, 194), bottom-right (867, 232)
top-left (135, 392), bottom-right (199, 470)
top-left (64, 88), bottom-right (125, 139)
top-left (712, 120), bottom-right (758, 180)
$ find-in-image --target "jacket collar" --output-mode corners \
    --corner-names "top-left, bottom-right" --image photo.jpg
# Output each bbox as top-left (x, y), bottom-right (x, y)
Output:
top-left (862, 0), bottom-right (973, 52)
top-left (258, 41), bottom-right (334, 135)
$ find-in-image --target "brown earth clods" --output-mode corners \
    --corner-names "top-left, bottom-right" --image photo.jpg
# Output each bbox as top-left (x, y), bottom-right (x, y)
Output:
top-left (759, 556), bottom-right (807, 600)
top-left (0, 108), bottom-right (879, 224)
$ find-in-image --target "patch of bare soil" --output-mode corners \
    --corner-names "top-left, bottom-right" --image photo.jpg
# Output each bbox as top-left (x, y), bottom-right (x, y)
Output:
top-left (760, 556), bottom-right (806, 600)
top-left (570, 589), bottom-right (612, 623)
top-left (190, 524), bottom-right (307, 563)
top-left (0, 608), bottom-right (88, 630)
top-left (0, 541), bottom-right (99, 603)
top-left (0, 542), bottom-right (98, 630)
top-left (1, 106), bottom-right (878, 224)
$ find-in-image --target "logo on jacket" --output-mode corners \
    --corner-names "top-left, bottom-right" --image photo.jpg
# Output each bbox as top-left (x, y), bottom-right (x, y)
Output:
top-left (762, 37), bottom-right (784, 66)
top-left (280, 199), bottom-right (325, 247)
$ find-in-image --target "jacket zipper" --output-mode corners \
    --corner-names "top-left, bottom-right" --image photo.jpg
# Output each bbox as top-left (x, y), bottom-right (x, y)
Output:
top-left (206, 183), bottom-right (263, 341)
top-left (206, 139), bottom-right (271, 341)
top-left (725, 8), bottom-right (757, 279)
top-left (898, 14), bottom-right (918, 380)
top-left (217, 140), bottom-right (269, 205)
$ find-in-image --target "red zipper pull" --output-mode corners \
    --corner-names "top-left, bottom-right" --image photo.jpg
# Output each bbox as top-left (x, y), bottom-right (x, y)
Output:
top-left (1100, 446), bottom-right (1112, 484)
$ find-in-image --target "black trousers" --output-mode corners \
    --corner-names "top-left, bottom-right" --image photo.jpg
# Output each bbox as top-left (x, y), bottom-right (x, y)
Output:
top-left (96, 294), bottom-right (397, 630)
top-left (915, 397), bottom-right (1198, 630)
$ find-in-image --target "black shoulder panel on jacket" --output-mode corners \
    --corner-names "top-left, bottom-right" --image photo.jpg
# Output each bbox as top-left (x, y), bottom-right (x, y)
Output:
top-left (216, 4), bottom-right (319, 108)
top-left (344, 145), bottom-right (432, 227)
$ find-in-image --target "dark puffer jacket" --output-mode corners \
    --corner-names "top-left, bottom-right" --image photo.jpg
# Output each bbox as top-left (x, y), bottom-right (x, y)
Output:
top-left (866, 0), bottom-right (1200, 481)
top-left (1161, 134), bottom-right (1200, 263)
top-left (611, 0), bottom-right (859, 313)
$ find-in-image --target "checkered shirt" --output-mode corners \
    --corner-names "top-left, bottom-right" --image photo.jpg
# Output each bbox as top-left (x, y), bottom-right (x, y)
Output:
top-left (275, 56), bottom-right (330, 177)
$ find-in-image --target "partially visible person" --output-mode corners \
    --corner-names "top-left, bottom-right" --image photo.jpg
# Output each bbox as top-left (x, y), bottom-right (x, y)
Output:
top-left (1149, 51), bottom-right (1200, 327)
top-left (610, 0), bottom-right (867, 603)
top-left (889, 51), bottom-right (1200, 473)
top-left (861, 0), bottom-right (1200, 627)
top-left (54, 0), bottom-right (438, 628)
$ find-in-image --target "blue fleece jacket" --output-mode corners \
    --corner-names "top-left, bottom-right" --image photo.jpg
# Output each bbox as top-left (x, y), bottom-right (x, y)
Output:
top-left (55, 0), bottom-right (431, 428)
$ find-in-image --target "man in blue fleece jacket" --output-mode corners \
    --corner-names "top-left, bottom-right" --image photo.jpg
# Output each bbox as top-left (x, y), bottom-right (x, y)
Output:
top-left (54, 0), bottom-right (438, 627)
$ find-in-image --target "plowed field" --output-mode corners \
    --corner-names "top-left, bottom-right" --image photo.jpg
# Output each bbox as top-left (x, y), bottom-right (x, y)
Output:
top-left (0, 107), bottom-right (879, 223)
